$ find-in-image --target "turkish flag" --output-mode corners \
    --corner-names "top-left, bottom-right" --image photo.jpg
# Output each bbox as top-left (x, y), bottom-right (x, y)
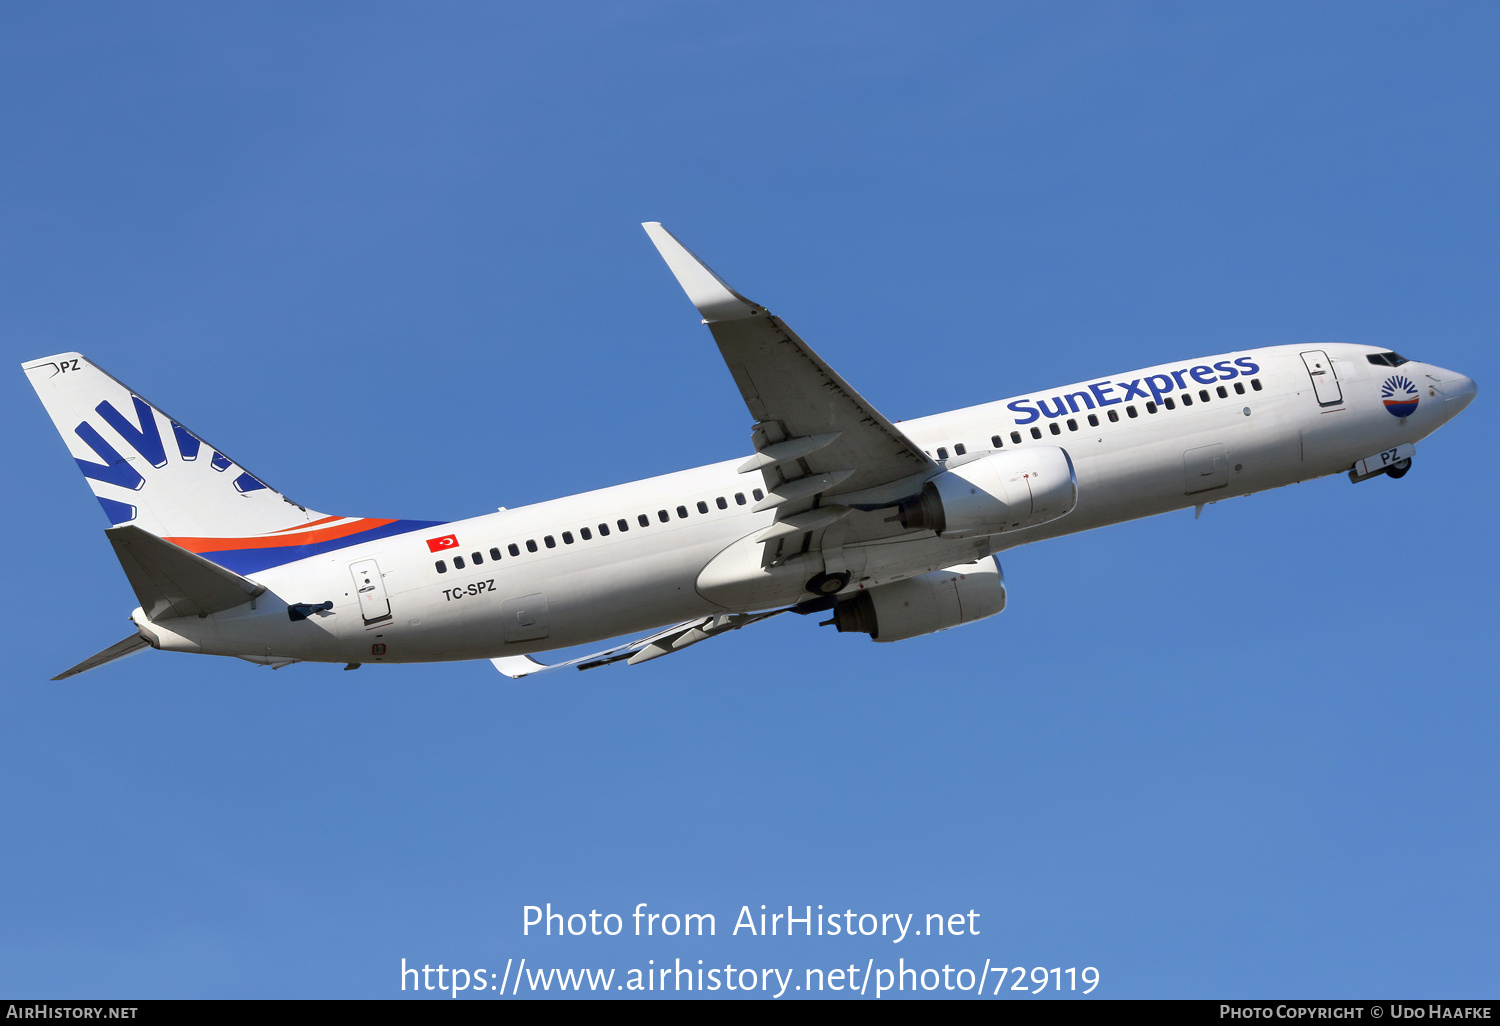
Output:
top-left (426, 534), bottom-right (459, 553)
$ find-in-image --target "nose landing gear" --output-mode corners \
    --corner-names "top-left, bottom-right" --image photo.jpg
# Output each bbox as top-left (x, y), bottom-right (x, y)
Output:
top-left (1350, 447), bottom-right (1415, 484)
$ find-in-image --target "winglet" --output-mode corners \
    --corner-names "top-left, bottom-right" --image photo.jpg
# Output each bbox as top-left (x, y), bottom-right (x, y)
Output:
top-left (641, 222), bottom-right (761, 322)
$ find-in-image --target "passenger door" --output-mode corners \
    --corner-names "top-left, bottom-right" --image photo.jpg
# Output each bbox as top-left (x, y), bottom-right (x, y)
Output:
top-left (349, 559), bottom-right (393, 626)
top-left (1300, 350), bottom-right (1344, 407)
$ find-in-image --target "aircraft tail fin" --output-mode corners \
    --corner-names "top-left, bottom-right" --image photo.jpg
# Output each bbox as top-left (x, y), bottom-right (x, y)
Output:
top-left (23, 353), bottom-right (444, 573)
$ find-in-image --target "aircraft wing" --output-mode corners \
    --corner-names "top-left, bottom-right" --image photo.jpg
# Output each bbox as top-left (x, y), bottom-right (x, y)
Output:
top-left (492, 606), bottom-right (799, 677)
top-left (642, 222), bottom-right (935, 495)
top-left (643, 223), bottom-right (940, 566)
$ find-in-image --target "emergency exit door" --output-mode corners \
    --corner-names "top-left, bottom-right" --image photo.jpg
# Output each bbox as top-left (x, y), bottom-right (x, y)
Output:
top-left (350, 559), bottom-right (392, 625)
top-left (1300, 350), bottom-right (1343, 406)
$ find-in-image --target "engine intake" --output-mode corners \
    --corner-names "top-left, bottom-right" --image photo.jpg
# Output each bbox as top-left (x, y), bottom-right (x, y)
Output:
top-left (897, 447), bottom-right (1076, 538)
top-left (832, 559), bottom-right (1006, 643)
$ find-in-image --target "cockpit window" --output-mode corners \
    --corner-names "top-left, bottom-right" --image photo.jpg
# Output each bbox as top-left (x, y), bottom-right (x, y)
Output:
top-left (1367, 351), bottom-right (1411, 367)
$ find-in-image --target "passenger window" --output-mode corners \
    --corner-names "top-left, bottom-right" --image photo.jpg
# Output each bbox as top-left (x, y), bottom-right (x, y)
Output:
top-left (544, 536), bottom-right (556, 548)
top-left (716, 496), bottom-right (727, 509)
top-left (1251, 378), bottom-right (1263, 391)
top-left (454, 556), bottom-right (465, 569)
top-left (955, 443), bottom-right (966, 456)
top-left (1199, 390), bottom-right (1209, 402)
top-left (1049, 422), bottom-right (1061, 435)
top-left (1107, 409), bottom-right (1119, 423)
top-left (471, 551), bottom-right (483, 564)
top-left (489, 547), bottom-right (501, 561)
top-left (753, 488), bottom-right (764, 501)
top-left (735, 493), bottom-right (746, 505)
top-left (1127, 405), bottom-right (1138, 418)
top-left (1164, 397), bottom-right (1176, 410)
top-left (1234, 382), bottom-right (1245, 395)
top-left (615, 519), bottom-right (627, 532)
top-left (658, 510), bottom-right (670, 523)
top-left (1145, 402), bottom-right (1157, 414)
top-left (509, 543), bottom-right (520, 557)
top-left (639, 514), bottom-right (650, 527)
top-left (696, 501), bottom-right (708, 514)
top-left (937, 447), bottom-right (948, 460)
top-left (1011, 431), bottom-right (1022, 444)
top-left (1030, 427), bottom-right (1042, 439)
top-left (991, 435), bottom-right (1003, 448)
top-left (562, 532), bottom-right (573, 544)
top-left (526, 540), bottom-right (538, 552)
top-left (1087, 414), bottom-right (1099, 427)
top-left (676, 505), bottom-right (688, 519)
top-left (1216, 385), bottom-right (1227, 398)
top-left (1181, 394), bottom-right (1192, 407)
top-left (435, 560), bottom-right (447, 574)
top-left (1066, 419), bottom-right (1078, 431)
top-left (580, 527), bottom-right (592, 540)
top-left (599, 523), bottom-right (611, 536)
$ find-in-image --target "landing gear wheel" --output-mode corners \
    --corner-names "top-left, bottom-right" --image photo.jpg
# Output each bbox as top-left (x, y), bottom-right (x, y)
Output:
top-left (805, 571), bottom-right (851, 596)
top-left (1387, 457), bottom-right (1412, 480)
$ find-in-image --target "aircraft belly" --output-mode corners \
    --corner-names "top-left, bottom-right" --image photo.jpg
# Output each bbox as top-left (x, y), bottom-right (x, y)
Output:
top-left (139, 603), bottom-right (345, 662)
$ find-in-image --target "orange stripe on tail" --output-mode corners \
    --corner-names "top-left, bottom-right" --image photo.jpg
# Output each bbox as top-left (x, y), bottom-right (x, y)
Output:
top-left (166, 517), bottom-right (399, 554)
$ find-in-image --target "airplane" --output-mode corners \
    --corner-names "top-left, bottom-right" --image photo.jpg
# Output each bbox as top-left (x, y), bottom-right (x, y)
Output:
top-left (24, 223), bottom-right (1478, 681)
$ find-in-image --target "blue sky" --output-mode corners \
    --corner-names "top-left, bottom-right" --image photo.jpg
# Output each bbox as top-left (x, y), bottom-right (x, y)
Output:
top-left (2, 2), bottom-right (1495, 999)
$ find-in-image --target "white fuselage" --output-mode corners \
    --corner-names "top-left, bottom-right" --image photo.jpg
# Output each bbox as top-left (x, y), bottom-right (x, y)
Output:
top-left (134, 343), bottom-right (1474, 666)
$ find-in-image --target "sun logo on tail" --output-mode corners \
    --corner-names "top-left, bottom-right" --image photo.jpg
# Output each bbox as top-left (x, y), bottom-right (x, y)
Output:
top-left (1381, 375), bottom-right (1419, 418)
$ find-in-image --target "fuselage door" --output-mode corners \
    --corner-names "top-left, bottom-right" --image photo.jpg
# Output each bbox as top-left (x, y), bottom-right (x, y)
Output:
top-left (1300, 350), bottom-right (1343, 406)
top-left (350, 559), bottom-right (393, 625)
top-left (1184, 443), bottom-right (1230, 495)
top-left (500, 593), bottom-right (550, 643)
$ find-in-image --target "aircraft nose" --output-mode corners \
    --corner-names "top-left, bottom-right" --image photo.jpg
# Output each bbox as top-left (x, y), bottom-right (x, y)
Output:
top-left (1441, 372), bottom-right (1477, 417)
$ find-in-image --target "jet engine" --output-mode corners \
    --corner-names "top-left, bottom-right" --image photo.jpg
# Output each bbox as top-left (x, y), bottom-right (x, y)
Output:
top-left (895, 447), bottom-right (1076, 538)
top-left (831, 558), bottom-right (1006, 643)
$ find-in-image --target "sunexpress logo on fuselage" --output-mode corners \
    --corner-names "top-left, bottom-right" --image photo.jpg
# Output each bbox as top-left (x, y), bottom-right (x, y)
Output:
top-left (72, 396), bottom-right (267, 523)
top-left (1006, 357), bottom-right (1261, 425)
top-left (1381, 375), bottom-right (1420, 419)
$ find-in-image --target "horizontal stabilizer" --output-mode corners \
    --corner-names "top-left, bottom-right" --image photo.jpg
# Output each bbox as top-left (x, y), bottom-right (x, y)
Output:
top-left (52, 634), bottom-right (151, 681)
top-left (107, 525), bottom-right (265, 620)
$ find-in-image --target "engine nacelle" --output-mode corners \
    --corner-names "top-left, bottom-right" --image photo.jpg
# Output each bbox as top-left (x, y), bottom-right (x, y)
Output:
top-left (832, 558), bottom-right (1006, 643)
top-left (896, 447), bottom-right (1076, 538)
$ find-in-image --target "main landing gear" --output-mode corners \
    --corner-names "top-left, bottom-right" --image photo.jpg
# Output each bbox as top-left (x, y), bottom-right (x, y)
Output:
top-left (805, 571), bottom-right (851, 596)
top-left (1387, 457), bottom-right (1412, 479)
